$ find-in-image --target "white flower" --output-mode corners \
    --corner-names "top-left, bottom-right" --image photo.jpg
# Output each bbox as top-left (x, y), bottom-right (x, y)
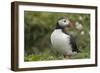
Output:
top-left (75, 22), bottom-right (83, 30)
top-left (79, 16), bottom-right (83, 21)
top-left (81, 31), bottom-right (85, 35)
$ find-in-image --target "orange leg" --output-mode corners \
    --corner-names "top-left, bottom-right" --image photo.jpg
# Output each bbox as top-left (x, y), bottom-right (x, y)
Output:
top-left (64, 55), bottom-right (70, 59)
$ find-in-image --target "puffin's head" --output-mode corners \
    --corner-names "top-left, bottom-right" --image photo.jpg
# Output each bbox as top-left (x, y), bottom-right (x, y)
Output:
top-left (56, 17), bottom-right (74, 32)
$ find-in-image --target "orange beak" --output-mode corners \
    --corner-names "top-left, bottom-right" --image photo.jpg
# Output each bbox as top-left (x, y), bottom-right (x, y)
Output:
top-left (69, 20), bottom-right (75, 28)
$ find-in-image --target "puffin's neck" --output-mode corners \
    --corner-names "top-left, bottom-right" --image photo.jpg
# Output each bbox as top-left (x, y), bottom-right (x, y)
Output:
top-left (55, 29), bottom-right (62, 32)
top-left (62, 29), bottom-right (69, 35)
top-left (55, 29), bottom-right (69, 35)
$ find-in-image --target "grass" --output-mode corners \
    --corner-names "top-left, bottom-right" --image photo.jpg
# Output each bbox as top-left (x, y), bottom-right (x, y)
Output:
top-left (24, 48), bottom-right (90, 62)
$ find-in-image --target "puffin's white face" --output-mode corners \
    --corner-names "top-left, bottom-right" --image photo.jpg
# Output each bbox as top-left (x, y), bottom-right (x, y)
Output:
top-left (58, 18), bottom-right (70, 27)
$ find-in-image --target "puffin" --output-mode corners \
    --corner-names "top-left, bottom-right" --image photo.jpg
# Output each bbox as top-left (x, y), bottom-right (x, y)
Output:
top-left (50, 17), bottom-right (80, 59)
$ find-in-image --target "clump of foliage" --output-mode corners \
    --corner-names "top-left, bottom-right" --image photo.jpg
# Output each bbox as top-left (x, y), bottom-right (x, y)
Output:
top-left (24, 11), bottom-right (90, 61)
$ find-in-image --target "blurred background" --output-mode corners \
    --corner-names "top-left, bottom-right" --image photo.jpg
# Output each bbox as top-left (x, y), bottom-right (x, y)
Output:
top-left (24, 11), bottom-right (90, 61)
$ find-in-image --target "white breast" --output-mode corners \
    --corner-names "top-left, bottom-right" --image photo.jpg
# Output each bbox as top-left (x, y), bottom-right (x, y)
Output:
top-left (51, 29), bottom-right (72, 55)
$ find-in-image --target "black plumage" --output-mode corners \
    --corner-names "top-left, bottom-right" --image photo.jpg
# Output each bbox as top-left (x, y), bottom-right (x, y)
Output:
top-left (69, 35), bottom-right (80, 53)
top-left (62, 30), bottom-right (80, 53)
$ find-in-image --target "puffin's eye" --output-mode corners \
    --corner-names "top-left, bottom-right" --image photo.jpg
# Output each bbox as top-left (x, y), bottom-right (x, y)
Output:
top-left (64, 20), bottom-right (66, 22)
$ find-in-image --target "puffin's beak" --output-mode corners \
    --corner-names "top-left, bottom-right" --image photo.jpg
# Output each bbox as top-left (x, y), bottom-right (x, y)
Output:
top-left (68, 21), bottom-right (75, 28)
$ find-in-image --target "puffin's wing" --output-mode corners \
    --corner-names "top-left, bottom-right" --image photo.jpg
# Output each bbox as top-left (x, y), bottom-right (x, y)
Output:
top-left (69, 36), bottom-right (80, 53)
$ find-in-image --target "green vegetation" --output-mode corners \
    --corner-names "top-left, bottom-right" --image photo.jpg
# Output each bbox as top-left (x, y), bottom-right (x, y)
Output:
top-left (24, 11), bottom-right (90, 61)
